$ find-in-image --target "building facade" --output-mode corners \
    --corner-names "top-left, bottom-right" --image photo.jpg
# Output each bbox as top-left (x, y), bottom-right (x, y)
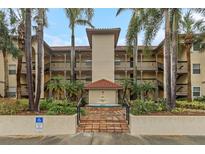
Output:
top-left (0, 28), bottom-right (205, 101)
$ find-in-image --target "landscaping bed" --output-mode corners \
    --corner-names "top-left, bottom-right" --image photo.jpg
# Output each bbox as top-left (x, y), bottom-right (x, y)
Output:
top-left (0, 98), bottom-right (79, 135)
top-left (130, 99), bottom-right (205, 116)
top-left (129, 99), bottom-right (205, 135)
top-left (0, 98), bottom-right (84, 115)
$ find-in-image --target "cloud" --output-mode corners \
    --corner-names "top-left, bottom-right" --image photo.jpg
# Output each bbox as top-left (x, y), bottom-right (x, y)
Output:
top-left (75, 36), bottom-right (89, 45)
top-left (44, 34), bottom-right (90, 46)
top-left (118, 38), bottom-right (126, 45)
top-left (44, 34), bottom-right (69, 46)
top-left (152, 28), bottom-right (164, 46)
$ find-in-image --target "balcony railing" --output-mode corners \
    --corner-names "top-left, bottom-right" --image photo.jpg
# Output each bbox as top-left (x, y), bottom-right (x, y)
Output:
top-left (75, 61), bottom-right (92, 71)
top-left (115, 61), bottom-right (133, 71)
top-left (50, 62), bottom-right (70, 71)
top-left (137, 62), bottom-right (157, 71)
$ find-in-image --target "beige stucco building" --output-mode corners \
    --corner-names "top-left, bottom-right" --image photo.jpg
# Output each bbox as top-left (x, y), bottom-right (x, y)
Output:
top-left (0, 28), bottom-right (205, 102)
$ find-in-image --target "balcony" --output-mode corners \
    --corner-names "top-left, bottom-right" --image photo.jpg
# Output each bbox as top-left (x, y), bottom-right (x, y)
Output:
top-left (115, 61), bottom-right (133, 71)
top-left (137, 62), bottom-right (157, 71)
top-left (75, 61), bottom-right (92, 71)
top-left (137, 79), bottom-right (158, 86)
top-left (50, 62), bottom-right (70, 71)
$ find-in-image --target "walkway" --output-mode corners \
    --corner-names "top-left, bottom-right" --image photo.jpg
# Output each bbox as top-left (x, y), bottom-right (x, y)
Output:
top-left (77, 106), bottom-right (129, 133)
top-left (1, 133), bottom-right (205, 144)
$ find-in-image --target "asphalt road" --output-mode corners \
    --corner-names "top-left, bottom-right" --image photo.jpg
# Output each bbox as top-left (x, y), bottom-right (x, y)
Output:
top-left (0, 133), bottom-right (205, 145)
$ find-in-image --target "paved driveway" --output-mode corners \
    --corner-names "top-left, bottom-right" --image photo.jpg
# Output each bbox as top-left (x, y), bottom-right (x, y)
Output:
top-left (0, 133), bottom-right (205, 145)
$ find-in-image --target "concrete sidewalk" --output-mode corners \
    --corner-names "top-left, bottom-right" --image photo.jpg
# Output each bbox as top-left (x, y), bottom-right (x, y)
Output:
top-left (0, 133), bottom-right (205, 145)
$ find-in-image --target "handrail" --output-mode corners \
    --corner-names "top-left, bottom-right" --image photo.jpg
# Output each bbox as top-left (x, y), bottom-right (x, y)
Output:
top-left (77, 98), bottom-right (83, 126)
top-left (122, 98), bottom-right (130, 125)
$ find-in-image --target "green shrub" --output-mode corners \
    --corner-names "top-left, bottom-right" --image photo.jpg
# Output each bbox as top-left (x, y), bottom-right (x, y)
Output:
top-left (46, 105), bottom-right (77, 115)
top-left (171, 108), bottom-right (186, 113)
top-left (40, 99), bottom-right (53, 110)
top-left (194, 96), bottom-right (205, 102)
top-left (41, 98), bottom-right (78, 115)
top-left (131, 99), bottom-right (166, 115)
top-left (176, 101), bottom-right (205, 110)
top-left (0, 99), bottom-right (29, 115)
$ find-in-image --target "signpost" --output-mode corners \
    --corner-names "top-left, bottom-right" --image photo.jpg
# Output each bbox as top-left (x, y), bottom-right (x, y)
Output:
top-left (35, 117), bottom-right (43, 131)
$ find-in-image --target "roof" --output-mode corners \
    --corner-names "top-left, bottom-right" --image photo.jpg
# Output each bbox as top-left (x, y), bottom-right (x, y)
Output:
top-left (86, 28), bottom-right (121, 47)
top-left (85, 79), bottom-right (122, 90)
top-left (50, 46), bottom-right (91, 52)
top-left (49, 45), bottom-right (158, 52)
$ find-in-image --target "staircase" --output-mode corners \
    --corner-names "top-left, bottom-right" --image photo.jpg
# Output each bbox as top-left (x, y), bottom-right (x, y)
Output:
top-left (77, 106), bottom-right (129, 133)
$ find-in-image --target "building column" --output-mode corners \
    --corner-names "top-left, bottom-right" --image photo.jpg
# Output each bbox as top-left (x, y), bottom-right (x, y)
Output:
top-left (64, 54), bottom-right (67, 97)
top-left (64, 53), bottom-right (67, 80)
top-left (79, 53), bottom-right (82, 81)
top-left (49, 55), bottom-right (52, 97)
top-left (125, 53), bottom-right (128, 78)
top-left (155, 54), bottom-right (159, 100)
top-left (155, 70), bottom-right (159, 100)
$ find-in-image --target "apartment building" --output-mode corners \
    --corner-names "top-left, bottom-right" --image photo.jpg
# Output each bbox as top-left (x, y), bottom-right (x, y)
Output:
top-left (0, 28), bottom-right (204, 101)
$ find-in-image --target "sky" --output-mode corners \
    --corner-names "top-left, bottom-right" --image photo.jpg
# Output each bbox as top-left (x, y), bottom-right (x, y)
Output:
top-left (43, 8), bottom-right (204, 47)
top-left (44, 8), bottom-right (164, 47)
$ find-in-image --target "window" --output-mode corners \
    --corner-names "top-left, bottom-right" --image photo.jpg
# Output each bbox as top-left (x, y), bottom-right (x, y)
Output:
top-left (7, 87), bottom-right (16, 97)
top-left (193, 64), bottom-right (200, 74)
top-left (193, 42), bottom-right (205, 51)
top-left (8, 65), bottom-right (16, 75)
top-left (193, 87), bottom-right (201, 97)
top-left (193, 42), bottom-right (201, 51)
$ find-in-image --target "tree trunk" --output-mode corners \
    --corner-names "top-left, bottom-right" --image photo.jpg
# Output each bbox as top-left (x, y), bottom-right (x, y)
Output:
top-left (2, 49), bottom-right (8, 97)
top-left (164, 9), bottom-right (172, 110)
top-left (170, 11), bottom-right (178, 109)
top-left (17, 22), bottom-right (25, 99)
top-left (34, 9), bottom-right (44, 112)
top-left (16, 56), bottom-right (22, 99)
top-left (133, 34), bottom-right (138, 99)
top-left (185, 34), bottom-right (193, 102)
top-left (25, 8), bottom-right (34, 111)
top-left (70, 26), bottom-right (75, 82)
top-left (133, 35), bottom-right (138, 82)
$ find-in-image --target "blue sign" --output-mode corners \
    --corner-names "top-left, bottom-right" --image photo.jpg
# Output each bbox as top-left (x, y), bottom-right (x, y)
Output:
top-left (36, 117), bottom-right (43, 123)
top-left (35, 117), bottom-right (44, 130)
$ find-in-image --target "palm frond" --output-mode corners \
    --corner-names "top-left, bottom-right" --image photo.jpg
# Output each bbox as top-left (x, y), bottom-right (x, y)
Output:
top-left (75, 19), bottom-right (94, 28)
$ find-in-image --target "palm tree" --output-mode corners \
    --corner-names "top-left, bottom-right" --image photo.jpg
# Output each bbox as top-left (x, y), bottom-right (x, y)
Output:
top-left (34, 8), bottom-right (46, 112)
top-left (0, 10), bottom-right (19, 97)
top-left (64, 8), bottom-right (94, 82)
top-left (179, 10), bottom-right (205, 102)
top-left (131, 81), bottom-right (141, 99)
top-left (25, 8), bottom-right (34, 110)
top-left (64, 80), bottom-right (84, 101)
top-left (116, 9), bottom-right (145, 83)
top-left (9, 9), bottom-right (26, 99)
top-left (170, 9), bottom-right (181, 108)
top-left (47, 76), bottom-right (65, 100)
top-left (120, 78), bottom-right (132, 101)
top-left (141, 82), bottom-right (155, 100)
top-left (143, 9), bottom-right (172, 110)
